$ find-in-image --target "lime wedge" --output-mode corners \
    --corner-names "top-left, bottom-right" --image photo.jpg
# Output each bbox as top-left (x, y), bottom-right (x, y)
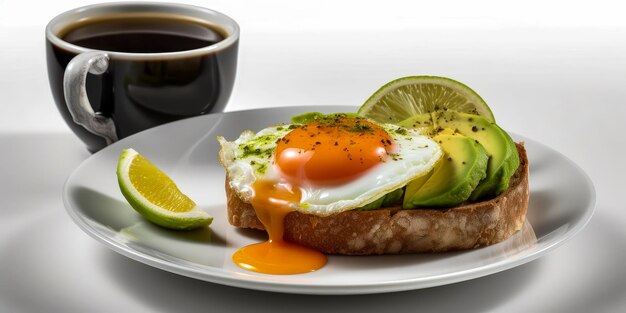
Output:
top-left (358, 76), bottom-right (495, 124)
top-left (116, 148), bottom-right (212, 230)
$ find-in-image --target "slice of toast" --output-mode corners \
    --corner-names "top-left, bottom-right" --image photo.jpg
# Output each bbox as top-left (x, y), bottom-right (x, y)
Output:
top-left (225, 143), bottom-right (529, 255)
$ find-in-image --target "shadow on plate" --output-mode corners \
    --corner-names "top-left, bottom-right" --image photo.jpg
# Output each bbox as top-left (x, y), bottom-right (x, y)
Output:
top-left (528, 188), bottom-right (584, 238)
top-left (70, 186), bottom-right (225, 246)
top-left (120, 221), bottom-right (227, 246)
top-left (70, 186), bottom-right (139, 231)
top-left (235, 227), bottom-right (268, 241)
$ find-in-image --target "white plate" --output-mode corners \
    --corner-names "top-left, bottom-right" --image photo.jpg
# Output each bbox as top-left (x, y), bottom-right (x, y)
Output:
top-left (63, 105), bottom-right (596, 295)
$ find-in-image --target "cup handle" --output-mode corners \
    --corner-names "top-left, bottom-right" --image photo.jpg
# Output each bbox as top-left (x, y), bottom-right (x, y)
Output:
top-left (63, 51), bottom-right (118, 145)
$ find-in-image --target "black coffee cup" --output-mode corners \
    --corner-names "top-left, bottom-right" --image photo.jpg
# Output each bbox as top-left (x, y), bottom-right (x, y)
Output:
top-left (46, 2), bottom-right (239, 152)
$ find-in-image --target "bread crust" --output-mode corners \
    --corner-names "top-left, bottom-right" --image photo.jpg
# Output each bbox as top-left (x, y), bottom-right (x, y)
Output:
top-left (226, 144), bottom-right (529, 255)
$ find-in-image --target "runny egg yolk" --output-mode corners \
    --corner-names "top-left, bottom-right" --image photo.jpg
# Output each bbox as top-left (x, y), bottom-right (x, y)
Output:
top-left (275, 118), bottom-right (397, 185)
top-left (233, 118), bottom-right (396, 275)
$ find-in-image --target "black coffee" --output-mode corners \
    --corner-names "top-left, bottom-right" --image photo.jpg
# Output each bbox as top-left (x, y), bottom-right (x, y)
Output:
top-left (47, 14), bottom-right (238, 152)
top-left (60, 16), bottom-right (225, 53)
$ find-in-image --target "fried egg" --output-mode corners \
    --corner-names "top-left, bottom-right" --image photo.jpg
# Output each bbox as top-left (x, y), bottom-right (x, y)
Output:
top-left (218, 116), bottom-right (442, 216)
top-left (219, 115), bottom-right (442, 274)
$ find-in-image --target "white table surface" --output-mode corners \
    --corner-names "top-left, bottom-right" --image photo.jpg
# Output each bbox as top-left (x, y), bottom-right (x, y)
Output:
top-left (1, 0), bottom-right (625, 312)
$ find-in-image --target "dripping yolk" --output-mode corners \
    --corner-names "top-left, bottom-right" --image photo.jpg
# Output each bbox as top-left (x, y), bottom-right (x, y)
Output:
top-left (274, 118), bottom-right (397, 186)
top-left (232, 180), bottom-right (327, 274)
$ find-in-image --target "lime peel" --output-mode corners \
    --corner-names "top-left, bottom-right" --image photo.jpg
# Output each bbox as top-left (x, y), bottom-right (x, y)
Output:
top-left (117, 148), bottom-right (212, 230)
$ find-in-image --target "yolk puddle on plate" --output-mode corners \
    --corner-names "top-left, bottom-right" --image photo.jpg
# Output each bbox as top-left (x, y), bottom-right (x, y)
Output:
top-left (232, 180), bottom-right (327, 274)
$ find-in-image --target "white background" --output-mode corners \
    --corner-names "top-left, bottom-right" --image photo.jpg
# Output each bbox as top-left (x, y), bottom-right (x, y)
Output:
top-left (1, 0), bottom-right (626, 312)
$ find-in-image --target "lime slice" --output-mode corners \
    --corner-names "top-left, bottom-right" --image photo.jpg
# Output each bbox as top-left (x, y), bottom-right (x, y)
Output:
top-left (358, 76), bottom-right (495, 124)
top-left (116, 148), bottom-right (212, 230)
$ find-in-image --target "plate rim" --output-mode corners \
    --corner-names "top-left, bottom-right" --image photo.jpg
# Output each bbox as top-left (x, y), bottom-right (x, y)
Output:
top-left (62, 105), bottom-right (597, 295)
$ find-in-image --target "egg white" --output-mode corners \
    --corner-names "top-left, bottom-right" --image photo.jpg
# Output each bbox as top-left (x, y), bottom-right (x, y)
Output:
top-left (218, 120), bottom-right (442, 216)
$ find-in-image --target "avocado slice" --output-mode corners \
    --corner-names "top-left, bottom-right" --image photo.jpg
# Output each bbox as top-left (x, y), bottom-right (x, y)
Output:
top-left (396, 113), bottom-right (434, 129)
top-left (432, 111), bottom-right (519, 200)
top-left (399, 111), bottom-right (520, 201)
top-left (403, 131), bottom-right (489, 208)
top-left (381, 188), bottom-right (404, 207)
top-left (487, 123), bottom-right (520, 196)
top-left (357, 195), bottom-right (386, 210)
